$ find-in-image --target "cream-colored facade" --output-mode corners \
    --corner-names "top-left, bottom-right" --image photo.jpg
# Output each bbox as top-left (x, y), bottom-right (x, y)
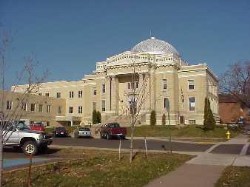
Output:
top-left (0, 90), bottom-right (66, 126)
top-left (13, 37), bottom-right (218, 126)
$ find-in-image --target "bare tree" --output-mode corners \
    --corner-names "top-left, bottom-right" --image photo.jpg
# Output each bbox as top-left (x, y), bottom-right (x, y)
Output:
top-left (0, 30), bottom-right (48, 186)
top-left (219, 61), bottom-right (250, 108)
top-left (0, 28), bottom-right (11, 187)
top-left (128, 58), bottom-right (150, 163)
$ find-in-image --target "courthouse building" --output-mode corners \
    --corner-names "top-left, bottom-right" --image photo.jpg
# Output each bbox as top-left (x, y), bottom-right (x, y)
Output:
top-left (13, 37), bottom-right (219, 126)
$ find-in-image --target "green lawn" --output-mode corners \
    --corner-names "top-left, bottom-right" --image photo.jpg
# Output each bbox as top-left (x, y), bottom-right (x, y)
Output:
top-left (216, 166), bottom-right (250, 187)
top-left (3, 149), bottom-right (192, 187)
top-left (127, 125), bottom-right (239, 140)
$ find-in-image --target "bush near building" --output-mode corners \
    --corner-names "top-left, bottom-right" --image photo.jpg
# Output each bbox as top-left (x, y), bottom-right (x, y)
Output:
top-left (162, 114), bottom-right (166, 125)
top-left (203, 97), bottom-right (216, 131)
top-left (150, 110), bottom-right (156, 126)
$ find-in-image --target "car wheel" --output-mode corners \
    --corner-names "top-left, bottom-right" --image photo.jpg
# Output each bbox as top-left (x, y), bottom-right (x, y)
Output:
top-left (22, 141), bottom-right (38, 155)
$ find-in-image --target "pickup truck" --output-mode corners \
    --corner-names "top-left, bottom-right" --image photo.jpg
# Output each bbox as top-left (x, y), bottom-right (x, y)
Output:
top-left (2, 121), bottom-right (52, 155)
top-left (100, 122), bottom-right (127, 140)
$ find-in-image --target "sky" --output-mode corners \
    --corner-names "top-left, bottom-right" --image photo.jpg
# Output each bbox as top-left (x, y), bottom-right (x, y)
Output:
top-left (1, 0), bottom-right (250, 89)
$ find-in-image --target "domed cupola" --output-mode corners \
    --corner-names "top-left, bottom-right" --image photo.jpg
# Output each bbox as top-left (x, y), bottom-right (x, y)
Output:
top-left (131, 37), bottom-right (179, 56)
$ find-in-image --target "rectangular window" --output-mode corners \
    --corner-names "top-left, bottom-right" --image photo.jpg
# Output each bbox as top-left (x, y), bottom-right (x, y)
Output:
top-left (58, 106), bottom-right (62, 114)
top-left (102, 100), bottom-right (105, 111)
top-left (45, 93), bottom-right (49, 97)
top-left (131, 82), bottom-right (135, 89)
top-left (78, 90), bottom-right (83, 98)
top-left (188, 80), bottom-right (195, 90)
top-left (128, 82), bottom-right (139, 89)
top-left (189, 120), bottom-right (196, 124)
top-left (102, 84), bottom-right (105, 93)
top-left (38, 104), bottom-right (43, 112)
top-left (163, 79), bottom-right (167, 90)
top-left (93, 102), bottom-right (96, 110)
top-left (189, 97), bottom-right (195, 111)
top-left (6, 100), bottom-right (12, 110)
top-left (21, 102), bottom-right (27, 111)
top-left (78, 106), bottom-right (82, 114)
top-left (163, 98), bottom-right (170, 110)
top-left (93, 89), bottom-right (97, 95)
top-left (46, 105), bottom-right (51, 113)
top-left (56, 92), bottom-right (61, 98)
top-left (30, 103), bottom-right (36, 112)
top-left (69, 91), bottom-right (74, 98)
top-left (135, 81), bottom-right (139, 89)
top-left (69, 106), bottom-right (73, 113)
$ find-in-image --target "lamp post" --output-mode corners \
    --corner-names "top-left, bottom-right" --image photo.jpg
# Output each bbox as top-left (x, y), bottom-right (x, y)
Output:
top-left (165, 98), bottom-right (172, 153)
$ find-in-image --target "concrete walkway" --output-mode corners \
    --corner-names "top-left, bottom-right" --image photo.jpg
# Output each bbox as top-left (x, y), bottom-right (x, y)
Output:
top-left (145, 134), bottom-right (250, 187)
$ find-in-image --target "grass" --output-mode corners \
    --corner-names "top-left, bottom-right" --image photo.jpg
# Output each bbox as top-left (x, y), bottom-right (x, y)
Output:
top-left (3, 149), bottom-right (192, 187)
top-left (216, 166), bottom-right (250, 187)
top-left (127, 125), bottom-right (240, 140)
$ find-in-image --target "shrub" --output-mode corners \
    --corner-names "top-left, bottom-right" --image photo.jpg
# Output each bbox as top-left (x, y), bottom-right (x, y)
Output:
top-left (162, 114), bottom-right (166, 125)
top-left (203, 97), bottom-right (216, 131)
top-left (150, 110), bottom-right (156, 126)
top-left (92, 110), bottom-right (98, 124)
top-left (96, 111), bottom-right (101, 123)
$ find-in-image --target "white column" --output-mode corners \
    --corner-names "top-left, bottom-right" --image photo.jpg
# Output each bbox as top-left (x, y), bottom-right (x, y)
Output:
top-left (111, 75), bottom-right (118, 114)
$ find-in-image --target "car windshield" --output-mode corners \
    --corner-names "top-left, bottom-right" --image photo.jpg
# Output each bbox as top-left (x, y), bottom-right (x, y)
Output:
top-left (1, 121), bottom-right (30, 131)
top-left (16, 122), bottom-right (30, 130)
top-left (109, 123), bottom-right (120, 128)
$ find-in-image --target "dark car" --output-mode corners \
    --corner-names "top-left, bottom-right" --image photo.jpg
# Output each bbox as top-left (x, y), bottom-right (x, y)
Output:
top-left (53, 126), bottom-right (68, 137)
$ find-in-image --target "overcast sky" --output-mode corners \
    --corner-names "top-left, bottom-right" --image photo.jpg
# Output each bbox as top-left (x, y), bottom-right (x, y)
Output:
top-left (1, 0), bottom-right (250, 89)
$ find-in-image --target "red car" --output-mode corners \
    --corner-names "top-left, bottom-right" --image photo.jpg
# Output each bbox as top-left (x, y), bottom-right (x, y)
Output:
top-left (100, 122), bottom-right (127, 140)
top-left (29, 122), bottom-right (45, 132)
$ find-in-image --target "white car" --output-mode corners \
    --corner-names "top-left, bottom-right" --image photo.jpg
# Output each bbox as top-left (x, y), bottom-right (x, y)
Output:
top-left (78, 127), bottom-right (91, 138)
top-left (2, 121), bottom-right (52, 155)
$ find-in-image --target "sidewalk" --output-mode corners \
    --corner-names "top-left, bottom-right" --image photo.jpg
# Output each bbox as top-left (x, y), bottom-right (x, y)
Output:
top-left (145, 164), bottom-right (225, 187)
top-left (145, 134), bottom-right (250, 187)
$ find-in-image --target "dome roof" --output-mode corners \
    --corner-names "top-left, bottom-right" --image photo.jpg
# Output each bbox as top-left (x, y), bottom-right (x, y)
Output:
top-left (131, 37), bottom-right (179, 55)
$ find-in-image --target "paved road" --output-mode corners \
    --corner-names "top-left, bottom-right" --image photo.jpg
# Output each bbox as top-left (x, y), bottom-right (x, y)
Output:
top-left (51, 137), bottom-right (213, 152)
top-left (3, 136), bottom-right (250, 169)
top-left (2, 137), bottom-right (213, 164)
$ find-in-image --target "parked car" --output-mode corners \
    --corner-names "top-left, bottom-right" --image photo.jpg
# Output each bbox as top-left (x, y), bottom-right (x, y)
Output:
top-left (100, 122), bottom-right (127, 140)
top-left (2, 121), bottom-right (52, 155)
top-left (29, 122), bottom-right (45, 132)
top-left (78, 127), bottom-right (92, 138)
top-left (53, 126), bottom-right (68, 137)
top-left (242, 124), bottom-right (250, 135)
top-left (227, 123), bottom-right (239, 130)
